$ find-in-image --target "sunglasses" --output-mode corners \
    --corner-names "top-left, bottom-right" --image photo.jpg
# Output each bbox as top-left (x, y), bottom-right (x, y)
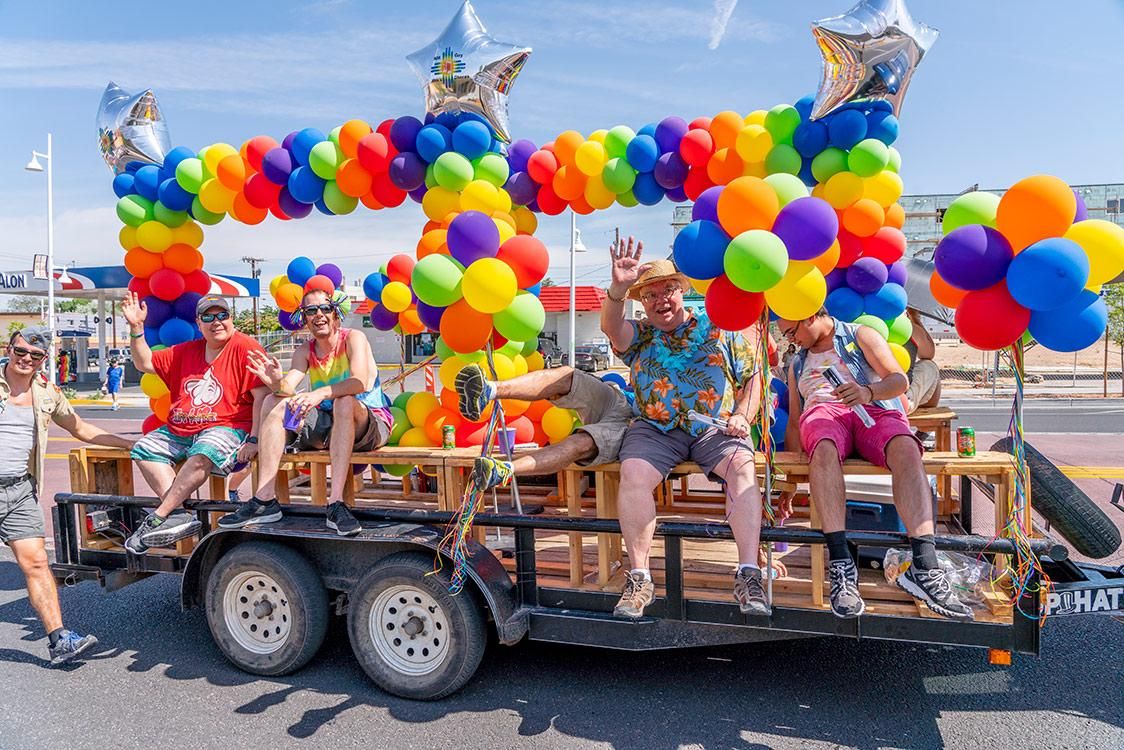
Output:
top-left (11, 345), bottom-right (47, 362)
top-left (301, 304), bottom-right (335, 317)
top-left (199, 311), bottom-right (231, 323)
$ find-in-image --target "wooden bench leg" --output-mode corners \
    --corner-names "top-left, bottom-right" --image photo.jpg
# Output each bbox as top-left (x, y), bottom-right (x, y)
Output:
top-left (564, 470), bottom-right (584, 587)
top-left (937, 423), bottom-right (953, 517)
top-left (205, 474), bottom-right (226, 534)
top-left (809, 499), bottom-right (825, 608)
top-left (275, 467), bottom-right (291, 505)
top-left (596, 472), bottom-right (622, 588)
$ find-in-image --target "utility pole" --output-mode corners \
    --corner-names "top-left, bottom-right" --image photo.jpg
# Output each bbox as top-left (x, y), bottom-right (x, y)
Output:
top-left (241, 256), bottom-right (264, 335)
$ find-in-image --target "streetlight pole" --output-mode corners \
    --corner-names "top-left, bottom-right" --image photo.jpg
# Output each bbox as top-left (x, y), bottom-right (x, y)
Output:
top-left (569, 210), bottom-right (576, 370)
top-left (26, 134), bottom-right (56, 384)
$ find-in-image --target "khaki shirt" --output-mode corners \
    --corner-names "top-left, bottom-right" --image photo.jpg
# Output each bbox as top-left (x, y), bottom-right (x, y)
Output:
top-left (0, 369), bottom-right (76, 496)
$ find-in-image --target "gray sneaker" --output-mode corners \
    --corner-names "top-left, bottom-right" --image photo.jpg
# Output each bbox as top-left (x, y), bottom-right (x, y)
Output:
top-left (48, 630), bottom-right (98, 665)
top-left (897, 564), bottom-right (975, 621)
top-left (828, 559), bottom-right (866, 618)
top-left (734, 567), bottom-right (771, 616)
top-left (613, 571), bottom-right (655, 619)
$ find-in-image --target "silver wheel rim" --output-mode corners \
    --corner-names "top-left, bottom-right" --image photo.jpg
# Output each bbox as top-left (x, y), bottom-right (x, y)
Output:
top-left (223, 571), bottom-right (292, 655)
top-left (369, 584), bottom-right (451, 676)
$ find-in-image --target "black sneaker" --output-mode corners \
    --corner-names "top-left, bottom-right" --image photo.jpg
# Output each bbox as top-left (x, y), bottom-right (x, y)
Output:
top-left (137, 510), bottom-right (201, 548)
top-left (48, 630), bottom-right (98, 665)
top-left (733, 567), bottom-right (771, 616)
top-left (828, 558), bottom-right (866, 618)
top-left (897, 564), bottom-right (975, 621)
top-left (455, 363), bottom-right (495, 421)
top-left (326, 502), bottom-right (361, 537)
top-left (217, 498), bottom-right (283, 529)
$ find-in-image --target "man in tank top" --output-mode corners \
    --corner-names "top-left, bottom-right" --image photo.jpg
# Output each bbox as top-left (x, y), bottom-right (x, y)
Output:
top-left (219, 289), bottom-right (392, 536)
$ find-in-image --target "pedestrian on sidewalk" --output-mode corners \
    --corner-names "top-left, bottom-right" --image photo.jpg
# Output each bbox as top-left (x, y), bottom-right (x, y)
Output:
top-left (103, 357), bottom-right (124, 411)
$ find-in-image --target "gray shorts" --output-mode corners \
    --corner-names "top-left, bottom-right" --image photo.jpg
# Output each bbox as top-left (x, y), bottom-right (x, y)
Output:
top-left (552, 370), bottom-right (633, 467)
top-left (288, 405), bottom-right (392, 453)
top-left (618, 420), bottom-right (755, 482)
top-left (0, 477), bottom-right (44, 544)
top-left (907, 359), bottom-right (940, 414)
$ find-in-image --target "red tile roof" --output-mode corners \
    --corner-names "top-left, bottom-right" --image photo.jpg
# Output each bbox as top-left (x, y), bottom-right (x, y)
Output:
top-left (538, 286), bottom-right (607, 313)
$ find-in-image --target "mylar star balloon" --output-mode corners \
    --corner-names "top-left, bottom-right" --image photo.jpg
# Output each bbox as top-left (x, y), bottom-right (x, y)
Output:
top-left (96, 82), bottom-right (171, 174)
top-left (810, 0), bottom-right (938, 120)
top-left (406, 0), bottom-right (531, 142)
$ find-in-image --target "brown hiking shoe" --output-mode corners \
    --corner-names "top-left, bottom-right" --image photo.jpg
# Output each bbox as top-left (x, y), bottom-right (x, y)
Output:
top-left (613, 571), bottom-right (655, 619)
top-left (733, 567), bottom-right (771, 616)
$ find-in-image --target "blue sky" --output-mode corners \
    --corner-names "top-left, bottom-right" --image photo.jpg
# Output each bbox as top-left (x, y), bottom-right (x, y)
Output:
top-left (1, 0), bottom-right (1122, 290)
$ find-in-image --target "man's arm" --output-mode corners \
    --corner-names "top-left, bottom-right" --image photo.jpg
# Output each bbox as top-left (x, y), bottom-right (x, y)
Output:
top-left (601, 236), bottom-right (643, 353)
top-left (121, 292), bottom-right (156, 374)
top-left (908, 310), bottom-right (935, 360)
top-left (54, 411), bottom-right (134, 449)
top-left (850, 326), bottom-right (908, 402)
top-left (784, 362), bottom-right (803, 455)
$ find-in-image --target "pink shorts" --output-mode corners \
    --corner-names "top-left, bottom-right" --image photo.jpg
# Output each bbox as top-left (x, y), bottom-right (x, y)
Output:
top-left (798, 401), bottom-right (920, 467)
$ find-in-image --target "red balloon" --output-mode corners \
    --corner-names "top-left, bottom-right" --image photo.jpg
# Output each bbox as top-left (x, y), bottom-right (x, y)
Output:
top-left (269, 202), bottom-right (292, 221)
top-left (455, 420), bottom-right (488, 447)
top-left (386, 254), bottom-right (415, 284)
top-left (244, 172), bottom-right (281, 209)
top-left (679, 129), bottom-right (715, 167)
top-left (536, 183), bottom-right (567, 216)
top-left (303, 274), bottom-right (335, 295)
top-left (490, 329), bottom-right (509, 350)
top-left (357, 132), bottom-right (392, 174)
top-left (183, 269), bottom-right (211, 295)
top-left (683, 167), bottom-right (715, 202)
top-left (954, 281), bottom-right (1031, 351)
top-left (497, 235), bottom-right (549, 287)
top-left (375, 118), bottom-right (395, 140)
top-left (370, 172), bottom-right (406, 208)
top-left (245, 136), bottom-right (279, 173)
top-left (688, 116), bottom-right (712, 131)
top-left (509, 415), bottom-right (535, 443)
top-left (836, 228), bottom-right (863, 268)
top-left (526, 150), bottom-right (559, 184)
top-left (861, 226), bottom-right (906, 264)
top-left (704, 274), bottom-right (766, 331)
top-left (142, 414), bottom-right (165, 434)
top-left (148, 268), bottom-right (186, 301)
top-left (128, 276), bottom-right (151, 298)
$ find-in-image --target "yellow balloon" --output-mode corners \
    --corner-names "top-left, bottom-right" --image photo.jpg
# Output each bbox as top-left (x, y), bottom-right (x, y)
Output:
top-left (381, 281), bottom-right (412, 313)
top-left (742, 160), bottom-right (768, 179)
top-left (439, 355), bottom-right (467, 391)
top-left (460, 180), bottom-right (501, 213)
top-left (689, 277), bottom-right (714, 294)
top-left (574, 141), bottom-right (608, 177)
top-left (764, 261), bottom-right (827, 320)
top-left (525, 350), bottom-right (545, 372)
top-left (584, 175), bottom-right (616, 210)
top-left (1064, 219), bottom-right (1124, 287)
top-left (887, 342), bottom-right (911, 373)
top-left (810, 182), bottom-right (827, 200)
top-left (541, 406), bottom-right (576, 443)
top-left (822, 172), bottom-right (864, 209)
top-left (735, 124), bottom-right (773, 163)
top-left (494, 218), bottom-right (516, 246)
top-left (140, 373), bottom-right (169, 400)
top-left (136, 221), bottom-right (173, 253)
top-left (462, 258), bottom-right (517, 313)
top-left (198, 178), bottom-right (236, 214)
top-left (422, 186), bottom-right (461, 221)
top-left (202, 143), bottom-right (238, 177)
top-left (119, 225), bottom-right (138, 252)
top-left (399, 426), bottom-right (435, 448)
top-left (862, 170), bottom-right (904, 208)
top-left (743, 110), bottom-right (768, 126)
top-left (491, 352), bottom-right (516, 380)
top-left (268, 274), bottom-right (289, 297)
top-left (492, 211), bottom-right (516, 232)
top-left (588, 129), bottom-right (608, 144)
top-left (171, 220), bottom-right (204, 249)
top-left (511, 353), bottom-right (529, 378)
top-left (405, 391), bottom-right (439, 427)
top-left (513, 206), bottom-right (538, 234)
top-left (493, 187), bottom-right (513, 215)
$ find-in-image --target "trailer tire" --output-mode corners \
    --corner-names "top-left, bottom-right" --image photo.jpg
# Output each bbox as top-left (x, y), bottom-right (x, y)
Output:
top-left (991, 437), bottom-right (1121, 559)
top-left (347, 552), bottom-right (486, 700)
top-left (204, 541), bottom-right (329, 676)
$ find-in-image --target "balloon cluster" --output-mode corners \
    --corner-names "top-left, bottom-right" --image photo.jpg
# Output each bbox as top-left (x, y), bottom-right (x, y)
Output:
top-left (361, 254), bottom-right (426, 335)
top-left (268, 256), bottom-right (350, 330)
top-left (932, 175), bottom-right (1124, 352)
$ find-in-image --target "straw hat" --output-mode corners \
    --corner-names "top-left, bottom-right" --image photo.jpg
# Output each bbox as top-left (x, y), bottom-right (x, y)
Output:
top-left (627, 259), bottom-right (690, 301)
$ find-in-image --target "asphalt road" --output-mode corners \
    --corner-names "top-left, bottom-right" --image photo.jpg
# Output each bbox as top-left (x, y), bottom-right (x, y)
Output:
top-left (0, 548), bottom-right (1121, 750)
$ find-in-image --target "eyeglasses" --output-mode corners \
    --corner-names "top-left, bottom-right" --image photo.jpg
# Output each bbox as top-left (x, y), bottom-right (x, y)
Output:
top-left (10, 345), bottom-right (46, 362)
top-left (199, 311), bottom-right (231, 323)
top-left (778, 322), bottom-right (802, 342)
top-left (640, 284), bottom-right (682, 304)
top-left (301, 304), bottom-right (335, 317)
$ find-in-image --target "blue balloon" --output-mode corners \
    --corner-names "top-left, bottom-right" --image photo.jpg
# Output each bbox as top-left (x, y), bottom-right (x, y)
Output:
top-left (363, 272), bottom-right (387, 300)
top-left (825, 287), bottom-right (864, 321)
top-left (287, 166), bottom-right (325, 205)
top-left (798, 159), bottom-right (816, 187)
top-left (771, 377), bottom-right (789, 410)
top-left (143, 326), bottom-right (161, 347)
top-left (452, 120), bottom-right (493, 160)
top-left (159, 318), bottom-right (195, 347)
top-left (525, 282), bottom-right (542, 297)
top-left (793, 94), bottom-right (815, 121)
top-left (827, 109), bottom-right (868, 150)
top-left (673, 220), bottom-right (729, 280)
top-left (632, 172), bottom-right (664, 205)
top-left (625, 134), bottom-right (660, 173)
top-left (415, 124), bottom-right (452, 163)
top-left (158, 178), bottom-right (194, 211)
top-left (863, 283), bottom-right (908, 320)
top-left (287, 256), bottom-right (317, 287)
top-left (600, 372), bottom-right (628, 390)
top-left (768, 408), bottom-right (788, 450)
top-left (1028, 290), bottom-right (1107, 353)
top-left (314, 197), bottom-right (335, 215)
top-left (792, 121), bottom-right (828, 157)
top-left (162, 146), bottom-right (195, 173)
top-left (637, 123), bottom-right (657, 138)
top-left (173, 292), bottom-right (202, 320)
top-left (112, 173), bottom-right (136, 199)
top-left (865, 111), bottom-right (899, 145)
top-left (435, 111), bottom-right (460, 130)
top-left (1007, 237), bottom-right (1089, 311)
top-left (291, 128), bottom-right (327, 167)
top-left (133, 165), bottom-right (162, 202)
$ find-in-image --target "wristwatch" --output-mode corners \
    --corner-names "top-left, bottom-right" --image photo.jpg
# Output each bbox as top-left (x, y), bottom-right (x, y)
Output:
top-left (246, 436), bottom-right (258, 444)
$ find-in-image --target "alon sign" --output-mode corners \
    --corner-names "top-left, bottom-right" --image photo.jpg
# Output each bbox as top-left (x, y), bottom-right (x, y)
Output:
top-left (0, 272), bottom-right (28, 289)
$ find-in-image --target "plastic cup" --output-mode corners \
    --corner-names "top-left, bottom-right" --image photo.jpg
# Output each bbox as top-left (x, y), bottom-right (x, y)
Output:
top-left (497, 427), bottom-right (517, 454)
top-left (283, 402), bottom-right (303, 431)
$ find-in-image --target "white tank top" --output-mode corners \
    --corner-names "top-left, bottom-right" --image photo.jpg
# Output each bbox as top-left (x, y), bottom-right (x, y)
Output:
top-left (0, 404), bottom-right (34, 477)
top-left (797, 348), bottom-right (855, 409)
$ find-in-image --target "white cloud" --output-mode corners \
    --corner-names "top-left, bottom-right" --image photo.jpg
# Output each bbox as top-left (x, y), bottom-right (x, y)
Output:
top-left (709, 0), bottom-right (739, 50)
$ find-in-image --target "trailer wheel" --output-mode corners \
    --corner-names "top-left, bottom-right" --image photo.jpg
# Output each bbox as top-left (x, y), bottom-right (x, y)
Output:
top-left (991, 437), bottom-right (1121, 559)
top-left (204, 541), bottom-right (329, 676)
top-left (348, 552), bottom-right (486, 700)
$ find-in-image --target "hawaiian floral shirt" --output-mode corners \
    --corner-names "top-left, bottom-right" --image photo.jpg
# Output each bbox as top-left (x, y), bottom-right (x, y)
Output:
top-left (617, 311), bottom-right (756, 436)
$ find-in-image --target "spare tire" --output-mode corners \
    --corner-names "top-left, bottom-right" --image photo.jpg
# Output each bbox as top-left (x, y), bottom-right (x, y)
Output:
top-left (991, 437), bottom-right (1121, 559)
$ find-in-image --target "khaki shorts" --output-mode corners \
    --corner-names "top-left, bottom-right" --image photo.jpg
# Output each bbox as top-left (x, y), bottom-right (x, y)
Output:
top-left (907, 360), bottom-right (940, 414)
top-left (0, 477), bottom-right (43, 544)
top-left (618, 420), bottom-right (755, 482)
top-left (552, 370), bottom-right (633, 467)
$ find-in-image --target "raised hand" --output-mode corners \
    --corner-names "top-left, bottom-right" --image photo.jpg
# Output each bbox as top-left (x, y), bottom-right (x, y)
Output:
top-left (608, 235), bottom-right (643, 298)
top-left (246, 350), bottom-right (284, 390)
top-left (121, 291), bottom-right (147, 329)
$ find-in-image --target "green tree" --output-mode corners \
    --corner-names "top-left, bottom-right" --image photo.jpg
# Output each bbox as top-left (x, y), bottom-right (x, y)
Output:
top-left (232, 304), bottom-right (282, 335)
top-left (540, 277), bottom-right (556, 287)
top-left (5, 297), bottom-right (41, 313)
top-left (1105, 284), bottom-right (1124, 396)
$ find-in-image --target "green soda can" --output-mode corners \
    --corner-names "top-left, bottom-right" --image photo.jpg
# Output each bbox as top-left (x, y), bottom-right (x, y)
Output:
top-left (957, 426), bottom-right (976, 457)
top-left (442, 424), bottom-right (456, 450)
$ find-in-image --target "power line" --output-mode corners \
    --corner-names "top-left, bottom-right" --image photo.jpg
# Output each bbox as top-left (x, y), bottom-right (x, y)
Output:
top-left (241, 256), bottom-right (264, 335)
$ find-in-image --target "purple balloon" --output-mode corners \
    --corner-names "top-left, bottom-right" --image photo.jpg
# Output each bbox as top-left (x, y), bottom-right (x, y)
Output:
top-left (1073, 190), bottom-right (1088, 222)
top-left (369, 304), bottom-right (400, 332)
top-left (316, 263), bottom-right (343, 288)
top-left (666, 184), bottom-right (688, 203)
top-left (261, 148), bottom-right (293, 185)
top-left (846, 257), bottom-right (889, 295)
top-left (508, 139), bottom-right (537, 173)
top-left (886, 260), bottom-right (908, 287)
top-left (825, 267), bottom-right (847, 293)
top-left (408, 184), bottom-right (428, 203)
top-left (504, 171), bottom-right (538, 206)
top-left (278, 310), bottom-right (302, 331)
top-left (389, 152), bottom-right (426, 191)
top-left (772, 197), bottom-right (839, 261)
top-left (389, 116), bottom-right (423, 153)
top-left (934, 225), bottom-right (1013, 291)
top-left (278, 187), bottom-right (314, 219)
top-left (692, 186), bottom-right (723, 223)
top-left (144, 296), bottom-right (174, 328)
top-left (416, 301), bottom-right (446, 331)
top-left (281, 131), bottom-right (299, 152)
top-left (447, 210), bottom-right (501, 266)
top-left (653, 152), bottom-right (688, 189)
top-left (172, 292), bottom-right (203, 321)
top-left (654, 116), bottom-right (688, 154)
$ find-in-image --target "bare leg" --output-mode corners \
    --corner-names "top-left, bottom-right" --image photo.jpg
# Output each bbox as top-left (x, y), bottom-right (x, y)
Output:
top-left (509, 432), bottom-right (596, 476)
top-left (617, 458), bottom-right (663, 571)
top-left (136, 461), bottom-right (177, 499)
top-left (328, 396), bottom-right (364, 504)
top-left (252, 394), bottom-right (289, 501)
top-left (810, 441), bottom-right (847, 534)
top-left (493, 366), bottom-right (575, 402)
top-left (884, 436), bottom-right (935, 537)
top-left (713, 452), bottom-right (764, 565)
top-left (10, 537), bottom-right (63, 632)
top-left (153, 454), bottom-right (213, 517)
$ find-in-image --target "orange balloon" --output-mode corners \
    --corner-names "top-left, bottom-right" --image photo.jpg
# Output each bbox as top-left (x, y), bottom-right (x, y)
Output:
top-left (995, 174), bottom-right (1077, 252)
top-left (500, 398), bottom-right (530, 419)
top-left (231, 192), bottom-right (267, 225)
top-left (523, 398), bottom-right (554, 422)
top-left (810, 238), bottom-right (841, 275)
top-left (335, 159), bottom-right (373, 198)
top-left (338, 119), bottom-right (372, 159)
top-left (215, 154), bottom-right (246, 192)
top-left (360, 191), bottom-right (384, 210)
top-left (841, 199), bottom-right (885, 238)
top-left (885, 201), bottom-right (905, 229)
top-left (150, 394), bottom-right (171, 422)
top-left (124, 247), bottom-right (164, 279)
top-left (706, 147), bottom-right (745, 186)
top-left (275, 282), bottom-right (304, 313)
top-left (439, 387), bottom-right (459, 412)
top-left (716, 176), bottom-right (779, 236)
top-left (416, 229), bottom-right (449, 258)
top-left (570, 194), bottom-right (594, 215)
top-left (422, 220), bottom-right (442, 234)
top-left (552, 165), bottom-right (587, 201)
top-left (930, 272), bottom-right (968, 309)
top-left (163, 243), bottom-right (204, 274)
top-left (709, 110), bottom-right (745, 150)
top-left (439, 299), bottom-right (492, 353)
top-left (553, 130), bottom-right (585, 166)
top-left (424, 406), bottom-right (463, 444)
top-left (398, 307), bottom-right (426, 335)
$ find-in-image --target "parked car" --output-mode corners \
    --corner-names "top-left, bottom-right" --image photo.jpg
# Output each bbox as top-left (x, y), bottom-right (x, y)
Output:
top-left (537, 338), bottom-right (562, 368)
top-left (563, 344), bottom-right (610, 372)
top-left (107, 348), bottom-right (131, 362)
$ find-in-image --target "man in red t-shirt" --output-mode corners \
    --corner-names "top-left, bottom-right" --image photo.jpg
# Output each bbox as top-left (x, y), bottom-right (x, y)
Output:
top-left (122, 293), bottom-right (269, 554)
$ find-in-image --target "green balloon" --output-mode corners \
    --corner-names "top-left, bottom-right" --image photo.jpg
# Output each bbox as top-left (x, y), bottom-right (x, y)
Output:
top-left (811, 147), bottom-right (848, 183)
top-left (616, 189), bottom-right (639, 208)
top-left (765, 105), bottom-right (801, 145)
top-left (116, 195), bottom-right (154, 227)
top-left (424, 162), bottom-right (438, 189)
top-left (436, 337), bottom-right (455, 360)
top-left (724, 230), bottom-right (789, 292)
top-left (602, 158), bottom-right (637, 194)
top-left (941, 192), bottom-right (1000, 234)
top-left (190, 197), bottom-right (224, 225)
top-left (388, 407), bottom-right (410, 444)
top-left (392, 391), bottom-right (414, 411)
top-left (461, 349), bottom-right (486, 363)
top-left (847, 139), bottom-right (890, 178)
top-left (175, 158), bottom-right (205, 194)
top-left (328, 125), bottom-right (342, 146)
top-left (854, 314), bottom-right (890, 340)
top-left (309, 141), bottom-right (342, 180)
top-left (520, 337), bottom-right (538, 356)
top-left (886, 146), bottom-right (902, 173)
top-left (494, 292), bottom-right (546, 342)
top-left (498, 339), bottom-right (523, 358)
top-left (433, 152), bottom-right (473, 192)
top-left (765, 143), bottom-right (801, 176)
top-left (153, 201), bottom-right (188, 228)
top-left (887, 313), bottom-right (913, 345)
top-left (764, 173), bottom-right (809, 207)
top-left (412, 253), bottom-right (465, 307)
top-left (604, 125), bottom-right (635, 159)
top-left (473, 153), bottom-right (510, 187)
top-left (322, 181), bottom-right (357, 214)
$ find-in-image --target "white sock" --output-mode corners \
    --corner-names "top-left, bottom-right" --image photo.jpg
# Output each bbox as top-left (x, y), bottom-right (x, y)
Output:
top-left (737, 563), bottom-right (761, 574)
top-left (629, 568), bottom-right (651, 582)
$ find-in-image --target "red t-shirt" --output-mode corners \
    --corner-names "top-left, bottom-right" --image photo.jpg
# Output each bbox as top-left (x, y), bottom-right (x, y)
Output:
top-left (152, 332), bottom-right (265, 436)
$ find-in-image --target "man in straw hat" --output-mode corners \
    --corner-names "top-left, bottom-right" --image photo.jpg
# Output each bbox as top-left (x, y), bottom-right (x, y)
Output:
top-left (601, 237), bottom-right (770, 618)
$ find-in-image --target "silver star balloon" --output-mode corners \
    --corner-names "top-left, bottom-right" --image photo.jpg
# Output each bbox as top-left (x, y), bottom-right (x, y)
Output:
top-left (96, 82), bottom-right (171, 174)
top-left (810, 0), bottom-right (938, 120)
top-left (406, 1), bottom-right (531, 142)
